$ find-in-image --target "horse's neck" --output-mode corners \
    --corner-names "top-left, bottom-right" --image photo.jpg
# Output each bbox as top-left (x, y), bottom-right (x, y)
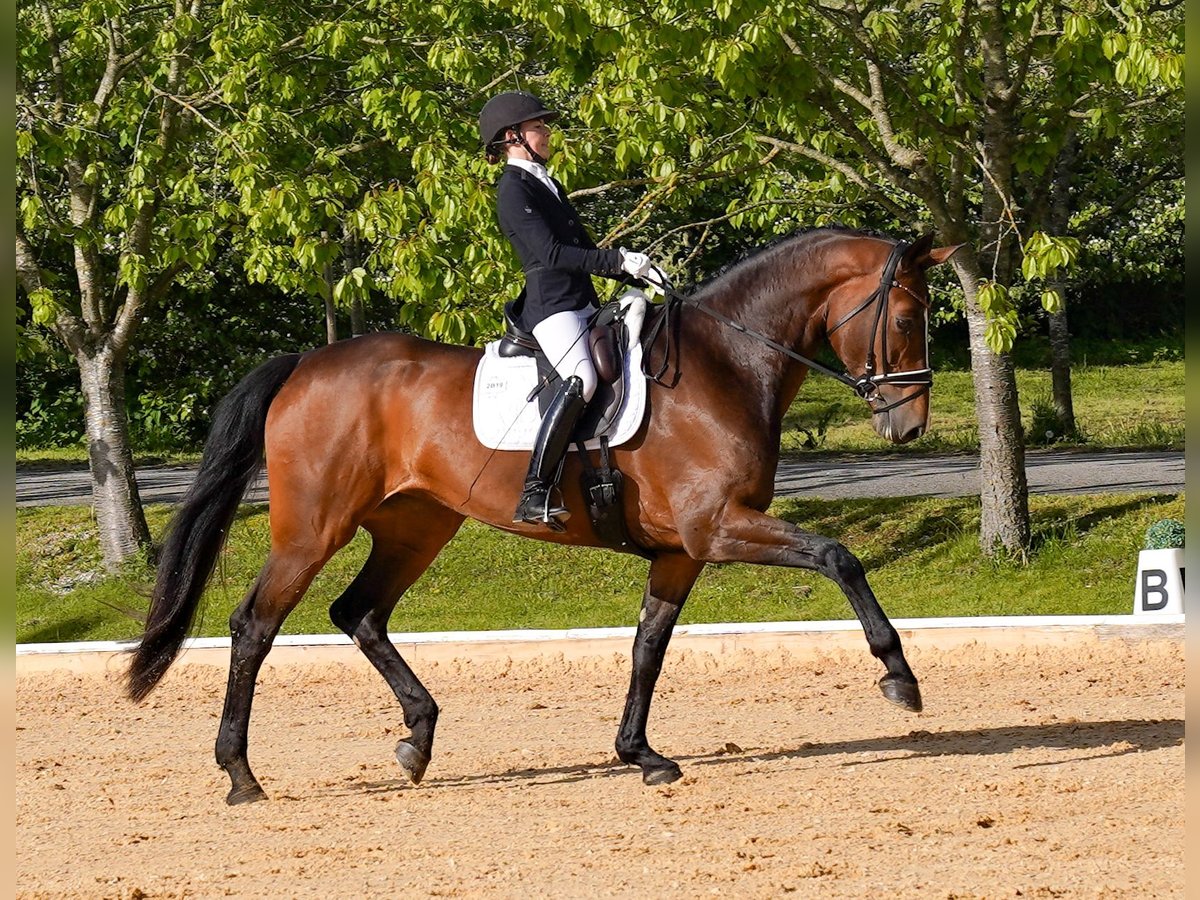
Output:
top-left (683, 256), bottom-right (833, 422)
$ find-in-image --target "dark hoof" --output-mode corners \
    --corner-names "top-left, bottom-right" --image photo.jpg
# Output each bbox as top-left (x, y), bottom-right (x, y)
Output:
top-left (879, 674), bottom-right (923, 712)
top-left (642, 763), bottom-right (683, 786)
top-left (226, 783), bottom-right (268, 806)
top-left (395, 740), bottom-right (431, 785)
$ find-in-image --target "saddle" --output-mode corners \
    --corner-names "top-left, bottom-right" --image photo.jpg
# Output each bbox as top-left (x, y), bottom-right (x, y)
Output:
top-left (498, 300), bottom-right (628, 438)
top-left (480, 295), bottom-right (652, 557)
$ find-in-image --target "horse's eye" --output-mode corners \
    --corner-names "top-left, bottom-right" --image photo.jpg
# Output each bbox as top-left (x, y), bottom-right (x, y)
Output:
top-left (894, 316), bottom-right (914, 334)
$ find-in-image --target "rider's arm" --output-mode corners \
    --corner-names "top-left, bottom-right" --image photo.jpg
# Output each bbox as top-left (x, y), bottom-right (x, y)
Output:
top-left (498, 178), bottom-right (625, 276)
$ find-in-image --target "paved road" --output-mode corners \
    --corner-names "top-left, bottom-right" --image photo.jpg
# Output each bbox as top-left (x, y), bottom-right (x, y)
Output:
top-left (15, 449), bottom-right (1184, 507)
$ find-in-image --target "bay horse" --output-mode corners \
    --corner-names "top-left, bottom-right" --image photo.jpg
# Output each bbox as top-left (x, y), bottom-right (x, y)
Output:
top-left (126, 227), bottom-right (959, 805)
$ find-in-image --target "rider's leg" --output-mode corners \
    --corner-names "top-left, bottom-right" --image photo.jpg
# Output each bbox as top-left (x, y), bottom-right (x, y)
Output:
top-left (512, 310), bottom-right (597, 527)
top-left (533, 308), bottom-right (598, 402)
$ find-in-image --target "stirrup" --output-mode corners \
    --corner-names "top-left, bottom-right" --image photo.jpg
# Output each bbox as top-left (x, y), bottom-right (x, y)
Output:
top-left (513, 487), bottom-right (569, 531)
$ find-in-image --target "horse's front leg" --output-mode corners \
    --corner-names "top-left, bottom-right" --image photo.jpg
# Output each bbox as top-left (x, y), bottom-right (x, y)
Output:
top-left (694, 505), bottom-right (922, 712)
top-left (617, 551), bottom-right (706, 785)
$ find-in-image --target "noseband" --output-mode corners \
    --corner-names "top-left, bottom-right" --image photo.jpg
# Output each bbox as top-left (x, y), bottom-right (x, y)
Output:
top-left (647, 240), bottom-right (932, 416)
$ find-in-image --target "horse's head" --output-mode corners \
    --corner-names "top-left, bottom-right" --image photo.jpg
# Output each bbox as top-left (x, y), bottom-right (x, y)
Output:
top-left (824, 234), bottom-right (961, 444)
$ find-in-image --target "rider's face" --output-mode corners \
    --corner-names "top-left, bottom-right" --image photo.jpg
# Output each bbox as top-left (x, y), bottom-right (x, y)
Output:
top-left (511, 118), bottom-right (552, 161)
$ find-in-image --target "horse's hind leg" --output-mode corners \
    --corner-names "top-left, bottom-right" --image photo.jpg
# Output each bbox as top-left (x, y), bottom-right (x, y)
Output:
top-left (616, 551), bottom-right (705, 785)
top-left (329, 500), bottom-right (465, 786)
top-left (216, 541), bottom-right (345, 805)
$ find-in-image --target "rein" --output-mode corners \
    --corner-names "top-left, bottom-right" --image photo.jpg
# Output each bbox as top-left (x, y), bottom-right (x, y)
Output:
top-left (644, 240), bottom-right (932, 415)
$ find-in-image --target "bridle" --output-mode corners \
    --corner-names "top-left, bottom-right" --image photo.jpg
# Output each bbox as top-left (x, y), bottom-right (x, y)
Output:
top-left (825, 240), bottom-right (933, 413)
top-left (643, 240), bottom-right (932, 415)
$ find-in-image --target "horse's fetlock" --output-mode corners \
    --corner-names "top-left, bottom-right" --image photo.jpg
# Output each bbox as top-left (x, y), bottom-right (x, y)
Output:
top-left (405, 696), bottom-right (438, 729)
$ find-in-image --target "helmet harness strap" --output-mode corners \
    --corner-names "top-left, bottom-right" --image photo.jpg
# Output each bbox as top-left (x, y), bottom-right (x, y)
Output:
top-left (507, 124), bottom-right (548, 166)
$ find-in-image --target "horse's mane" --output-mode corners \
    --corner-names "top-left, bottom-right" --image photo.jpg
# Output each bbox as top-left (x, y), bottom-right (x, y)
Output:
top-left (687, 224), bottom-right (892, 294)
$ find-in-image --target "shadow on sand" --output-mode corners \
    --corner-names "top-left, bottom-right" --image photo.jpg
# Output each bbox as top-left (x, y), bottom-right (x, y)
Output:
top-left (321, 717), bottom-right (1181, 796)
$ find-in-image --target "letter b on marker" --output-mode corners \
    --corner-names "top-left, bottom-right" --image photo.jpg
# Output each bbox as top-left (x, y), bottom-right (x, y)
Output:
top-left (1133, 549), bottom-right (1184, 615)
top-left (1140, 570), bottom-right (1168, 611)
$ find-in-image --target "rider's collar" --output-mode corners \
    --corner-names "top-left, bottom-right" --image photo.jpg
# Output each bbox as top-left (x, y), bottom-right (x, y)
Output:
top-left (506, 157), bottom-right (552, 181)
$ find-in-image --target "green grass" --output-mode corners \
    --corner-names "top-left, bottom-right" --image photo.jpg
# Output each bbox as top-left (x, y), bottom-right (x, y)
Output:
top-left (15, 447), bottom-right (202, 468)
top-left (15, 492), bottom-right (1184, 644)
top-left (782, 359), bottom-right (1184, 453)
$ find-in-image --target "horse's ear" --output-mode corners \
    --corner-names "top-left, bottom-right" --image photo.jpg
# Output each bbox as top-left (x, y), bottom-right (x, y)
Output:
top-left (903, 233), bottom-right (965, 270)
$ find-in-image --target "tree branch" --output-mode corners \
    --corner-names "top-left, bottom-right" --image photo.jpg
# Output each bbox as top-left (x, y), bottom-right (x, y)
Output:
top-left (39, 0), bottom-right (66, 121)
top-left (15, 228), bottom-right (46, 298)
top-left (644, 199), bottom-right (816, 253)
top-left (780, 31), bottom-right (871, 110)
top-left (300, 137), bottom-right (388, 174)
top-left (91, 18), bottom-right (125, 120)
top-left (112, 0), bottom-right (204, 350)
top-left (1077, 167), bottom-right (1182, 236)
top-left (112, 259), bottom-right (189, 352)
top-left (819, 96), bottom-right (930, 199)
top-left (17, 227), bottom-right (87, 352)
top-left (569, 145), bottom-right (778, 201)
top-left (147, 83), bottom-right (248, 157)
top-left (753, 135), bottom-right (911, 220)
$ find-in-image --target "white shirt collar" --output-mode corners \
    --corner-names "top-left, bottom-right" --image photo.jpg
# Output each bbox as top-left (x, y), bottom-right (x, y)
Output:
top-left (507, 157), bottom-right (552, 181)
top-left (507, 158), bottom-right (561, 199)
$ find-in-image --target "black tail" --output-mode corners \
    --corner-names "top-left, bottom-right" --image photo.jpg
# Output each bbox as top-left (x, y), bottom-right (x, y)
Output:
top-left (126, 353), bottom-right (302, 702)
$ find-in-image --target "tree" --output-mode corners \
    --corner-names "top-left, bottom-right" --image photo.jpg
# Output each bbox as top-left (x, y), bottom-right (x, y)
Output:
top-left (17, 0), bottom-right (230, 567)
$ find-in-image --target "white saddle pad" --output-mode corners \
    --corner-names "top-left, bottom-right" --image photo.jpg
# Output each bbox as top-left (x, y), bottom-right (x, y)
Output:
top-left (472, 341), bottom-right (648, 451)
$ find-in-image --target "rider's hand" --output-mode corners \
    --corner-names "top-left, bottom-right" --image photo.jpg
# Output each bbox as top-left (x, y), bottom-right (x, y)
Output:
top-left (620, 249), bottom-right (670, 291)
top-left (643, 264), bottom-right (671, 292)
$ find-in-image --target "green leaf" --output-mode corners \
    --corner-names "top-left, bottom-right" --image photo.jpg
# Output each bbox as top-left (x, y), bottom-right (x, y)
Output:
top-left (984, 318), bottom-right (1017, 354)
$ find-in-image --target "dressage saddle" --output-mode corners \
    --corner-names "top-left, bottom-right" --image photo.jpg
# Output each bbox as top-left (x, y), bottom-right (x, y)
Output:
top-left (498, 301), bottom-right (628, 438)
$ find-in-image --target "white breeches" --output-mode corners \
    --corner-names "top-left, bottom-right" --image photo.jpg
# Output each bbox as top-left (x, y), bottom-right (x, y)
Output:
top-left (532, 308), bottom-right (598, 401)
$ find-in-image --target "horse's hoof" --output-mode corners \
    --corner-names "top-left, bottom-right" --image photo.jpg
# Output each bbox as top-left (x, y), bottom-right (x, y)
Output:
top-left (643, 762), bottom-right (683, 786)
top-left (226, 783), bottom-right (268, 806)
top-left (395, 740), bottom-right (430, 785)
top-left (879, 674), bottom-right (923, 712)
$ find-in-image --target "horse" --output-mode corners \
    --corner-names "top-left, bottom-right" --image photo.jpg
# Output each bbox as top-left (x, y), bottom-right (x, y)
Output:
top-left (126, 226), bottom-right (960, 805)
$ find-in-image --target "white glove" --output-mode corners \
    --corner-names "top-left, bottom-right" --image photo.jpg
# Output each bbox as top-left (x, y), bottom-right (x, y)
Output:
top-left (619, 249), bottom-right (671, 292)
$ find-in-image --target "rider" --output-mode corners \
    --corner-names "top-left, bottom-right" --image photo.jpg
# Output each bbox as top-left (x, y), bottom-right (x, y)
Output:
top-left (479, 89), bottom-right (667, 529)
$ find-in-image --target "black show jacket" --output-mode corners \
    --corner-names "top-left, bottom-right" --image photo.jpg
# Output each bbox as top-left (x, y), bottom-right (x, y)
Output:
top-left (495, 164), bottom-right (628, 332)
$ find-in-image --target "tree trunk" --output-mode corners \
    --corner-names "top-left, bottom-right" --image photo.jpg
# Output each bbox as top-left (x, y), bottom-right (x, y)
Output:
top-left (346, 231), bottom-right (366, 337)
top-left (1047, 300), bottom-right (1075, 434)
top-left (321, 238), bottom-right (338, 344)
top-left (952, 252), bottom-right (1031, 557)
top-left (966, 6), bottom-right (1031, 557)
top-left (76, 343), bottom-right (153, 570)
top-left (323, 292), bottom-right (338, 344)
top-left (1045, 134), bottom-right (1077, 436)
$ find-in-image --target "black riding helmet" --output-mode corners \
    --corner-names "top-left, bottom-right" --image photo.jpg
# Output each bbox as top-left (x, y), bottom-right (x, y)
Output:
top-left (478, 90), bottom-right (559, 157)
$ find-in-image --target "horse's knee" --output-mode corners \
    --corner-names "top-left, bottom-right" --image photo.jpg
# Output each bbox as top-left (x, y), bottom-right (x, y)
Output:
top-left (825, 542), bottom-right (865, 579)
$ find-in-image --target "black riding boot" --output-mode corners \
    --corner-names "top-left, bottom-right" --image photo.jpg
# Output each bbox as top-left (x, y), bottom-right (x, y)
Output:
top-left (513, 375), bottom-right (587, 529)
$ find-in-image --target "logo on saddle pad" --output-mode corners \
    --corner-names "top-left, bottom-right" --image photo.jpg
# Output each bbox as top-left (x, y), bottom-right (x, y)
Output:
top-left (472, 335), bottom-right (648, 452)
